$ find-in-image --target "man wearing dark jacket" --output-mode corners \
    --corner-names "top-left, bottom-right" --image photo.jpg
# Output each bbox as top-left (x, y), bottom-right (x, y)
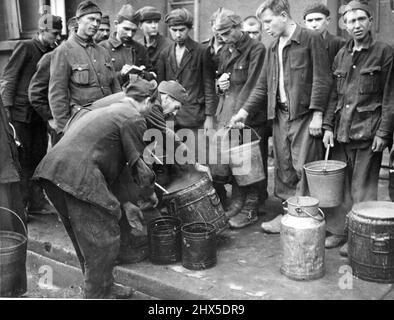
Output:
top-left (230, 0), bottom-right (332, 233)
top-left (34, 77), bottom-right (158, 299)
top-left (211, 8), bottom-right (267, 229)
top-left (100, 5), bottom-right (154, 87)
top-left (303, 3), bottom-right (346, 66)
top-left (0, 14), bottom-right (62, 215)
top-left (136, 6), bottom-right (172, 75)
top-left (322, 1), bottom-right (394, 252)
top-left (49, 1), bottom-right (121, 134)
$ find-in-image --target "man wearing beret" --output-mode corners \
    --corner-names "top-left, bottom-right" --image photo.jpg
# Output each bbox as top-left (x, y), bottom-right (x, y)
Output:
top-left (93, 15), bottom-right (111, 44)
top-left (101, 5), bottom-right (154, 87)
top-left (303, 3), bottom-right (346, 66)
top-left (231, 0), bottom-right (332, 233)
top-left (29, 17), bottom-right (79, 148)
top-left (211, 8), bottom-right (267, 229)
top-left (323, 1), bottom-right (394, 252)
top-left (49, 0), bottom-right (121, 135)
top-left (136, 6), bottom-right (172, 75)
top-left (34, 76), bottom-right (158, 299)
top-left (0, 14), bottom-right (63, 216)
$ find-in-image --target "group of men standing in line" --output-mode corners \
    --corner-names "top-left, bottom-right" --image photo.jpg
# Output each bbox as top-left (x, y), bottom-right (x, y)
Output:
top-left (1, 0), bottom-right (393, 298)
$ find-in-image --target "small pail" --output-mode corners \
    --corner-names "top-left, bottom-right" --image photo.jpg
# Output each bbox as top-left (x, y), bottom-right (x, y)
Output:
top-left (209, 127), bottom-right (231, 184)
top-left (147, 216), bottom-right (182, 265)
top-left (224, 125), bottom-right (265, 186)
top-left (0, 207), bottom-right (27, 297)
top-left (181, 223), bottom-right (217, 270)
top-left (303, 160), bottom-right (347, 208)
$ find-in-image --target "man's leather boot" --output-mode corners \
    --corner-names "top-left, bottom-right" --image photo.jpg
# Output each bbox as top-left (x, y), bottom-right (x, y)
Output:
top-left (229, 188), bottom-right (258, 229)
top-left (225, 182), bottom-right (245, 219)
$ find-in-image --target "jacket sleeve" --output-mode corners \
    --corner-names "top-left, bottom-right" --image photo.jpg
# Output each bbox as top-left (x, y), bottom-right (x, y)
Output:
top-left (49, 46), bottom-right (71, 133)
top-left (157, 50), bottom-right (167, 84)
top-left (236, 44), bottom-right (266, 113)
top-left (242, 53), bottom-right (268, 117)
top-left (309, 32), bottom-right (332, 112)
top-left (0, 41), bottom-right (29, 107)
top-left (323, 57), bottom-right (339, 131)
top-left (203, 46), bottom-right (219, 116)
top-left (376, 46), bottom-right (394, 140)
top-left (28, 53), bottom-right (52, 121)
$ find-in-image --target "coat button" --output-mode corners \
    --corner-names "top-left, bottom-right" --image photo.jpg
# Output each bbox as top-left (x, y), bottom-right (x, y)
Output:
top-left (78, 67), bottom-right (82, 71)
top-left (346, 105), bottom-right (350, 108)
top-left (111, 58), bottom-right (115, 62)
top-left (112, 48), bottom-right (115, 52)
top-left (352, 65), bottom-right (356, 69)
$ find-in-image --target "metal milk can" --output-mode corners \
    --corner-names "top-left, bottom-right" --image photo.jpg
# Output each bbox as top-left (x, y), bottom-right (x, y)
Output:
top-left (280, 196), bottom-right (326, 281)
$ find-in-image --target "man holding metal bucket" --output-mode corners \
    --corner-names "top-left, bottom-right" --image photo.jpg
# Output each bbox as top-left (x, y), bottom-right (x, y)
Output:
top-left (322, 0), bottom-right (394, 252)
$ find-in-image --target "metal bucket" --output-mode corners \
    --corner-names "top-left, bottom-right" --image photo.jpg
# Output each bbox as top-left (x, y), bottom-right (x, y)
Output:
top-left (162, 173), bottom-right (229, 234)
top-left (303, 160), bottom-right (347, 208)
top-left (226, 126), bottom-right (265, 186)
top-left (209, 127), bottom-right (231, 184)
top-left (280, 197), bottom-right (326, 281)
top-left (181, 222), bottom-right (217, 270)
top-left (348, 201), bottom-right (394, 283)
top-left (0, 207), bottom-right (27, 297)
top-left (147, 216), bottom-right (182, 265)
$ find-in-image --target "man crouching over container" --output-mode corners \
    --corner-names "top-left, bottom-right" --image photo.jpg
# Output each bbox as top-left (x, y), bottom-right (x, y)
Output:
top-left (33, 76), bottom-right (158, 299)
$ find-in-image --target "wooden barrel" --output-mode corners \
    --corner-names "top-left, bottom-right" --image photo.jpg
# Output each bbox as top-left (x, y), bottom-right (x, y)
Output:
top-left (348, 202), bottom-right (394, 283)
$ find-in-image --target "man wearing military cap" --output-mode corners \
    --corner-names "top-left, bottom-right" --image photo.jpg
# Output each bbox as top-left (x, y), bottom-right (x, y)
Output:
top-left (101, 5), bottom-right (154, 87)
top-left (136, 6), bottom-right (172, 74)
top-left (210, 7), bottom-right (267, 229)
top-left (93, 14), bottom-right (111, 44)
top-left (34, 75), bottom-right (158, 299)
top-left (322, 0), bottom-right (394, 253)
top-left (0, 13), bottom-right (63, 216)
top-left (49, 0), bottom-right (121, 135)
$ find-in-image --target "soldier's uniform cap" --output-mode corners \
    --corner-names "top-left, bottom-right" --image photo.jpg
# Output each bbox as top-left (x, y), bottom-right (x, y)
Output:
top-left (212, 8), bottom-right (242, 34)
top-left (117, 4), bottom-right (139, 25)
top-left (101, 15), bottom-right (110, 26)
top-left (165, 8), bottom-right (193, 28)
top-left (124, 74), bottom-right (158, 99)
top-left (158, 81), bottom-right (188, 105)
top-left (76, 1), bottom-right (102, 19)
top-left (136, 6), bottom-right (161, 22)
top-left (340, 0), bottom-right (373, 17)
top-left (38, 14), bottom-right (63, 31)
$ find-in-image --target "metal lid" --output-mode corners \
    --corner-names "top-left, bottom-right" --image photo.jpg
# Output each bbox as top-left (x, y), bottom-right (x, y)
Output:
top-left (352, 202), bottom-right (394, 220)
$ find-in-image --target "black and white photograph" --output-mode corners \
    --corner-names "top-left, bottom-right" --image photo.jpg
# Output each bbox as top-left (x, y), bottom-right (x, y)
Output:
top-left (0, 0), bottom-right (394, 307)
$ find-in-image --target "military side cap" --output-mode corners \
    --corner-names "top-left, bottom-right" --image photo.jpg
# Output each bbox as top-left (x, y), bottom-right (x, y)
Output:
top-left (76, 1), bottom-right (102, 18)
top-left (340, 0), bottom-right (373, 17)
top-left (117, 4), bottom-right (139, 25)
top-left (165, 8), bottom-right (193, 28)
top-left (136, 6), bottom-right (161, 22)
top-left (303, 3), bottom-right (330, 19)
top-left (212, 7), bottom-right (242, 34)
top-left (124, 74), bottom-right (158, 99)
top-left (39, 14), bottom-right (63, 31)
top-left (101, 15), bottom-right (110, 26)
top-left (158, 80), bottom-right (188, 105)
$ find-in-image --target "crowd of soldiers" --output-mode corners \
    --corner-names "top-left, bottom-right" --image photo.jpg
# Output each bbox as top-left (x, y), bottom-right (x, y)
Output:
top-left (0, 0), bottom-right (393, 299)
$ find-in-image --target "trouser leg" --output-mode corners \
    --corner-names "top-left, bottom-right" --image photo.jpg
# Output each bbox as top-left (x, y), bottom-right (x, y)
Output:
top-left (0, 182), bottom-right (26, 230)
top-left (42, 180), bottom-right (120, 298)
top-left (255, 124), bottom-right (269, 203)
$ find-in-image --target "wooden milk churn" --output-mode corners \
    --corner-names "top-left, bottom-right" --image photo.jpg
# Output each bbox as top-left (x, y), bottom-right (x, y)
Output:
top-left (280, 197), bottom-right (326, 280)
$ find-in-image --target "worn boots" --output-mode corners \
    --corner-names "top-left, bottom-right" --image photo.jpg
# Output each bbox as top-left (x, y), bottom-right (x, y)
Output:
top-left (228, 185), bottom-right (259, 229)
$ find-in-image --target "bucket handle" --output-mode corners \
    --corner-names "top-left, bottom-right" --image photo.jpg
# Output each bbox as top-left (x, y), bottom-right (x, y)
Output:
top-left (222, 124), bottom-right (261, 142)
top-left (0, 206), bottom-right (27, 237)
top-left (282, 201), bottom-right (325, 221)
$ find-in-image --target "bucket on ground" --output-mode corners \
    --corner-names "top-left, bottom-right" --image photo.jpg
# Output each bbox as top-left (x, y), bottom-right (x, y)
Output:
top-left (348, 201), bottom-right (394, 283)
top-left (162, 172), bottom-right (228, 234)
top-left (147, 216), bottom-right (182, 265)
top-left (0, 207), bottom-right (27, 297)
top-left (303, 160), bottom-right (347, 208)
top-left (181, 222), bottom-right (217, 270)
top-left (280, 197), bottom-right (326, 281)
top-left (224, 126), bottom-right (265, 186)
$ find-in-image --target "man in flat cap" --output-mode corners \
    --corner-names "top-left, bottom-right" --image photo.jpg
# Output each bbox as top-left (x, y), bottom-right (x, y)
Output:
top-left (49, 0), bottom-right (121, 135)
top-left (322, 0), bottom-right (394, 253)
top-left (230, 0), bottom-right (332, 233)
top-left (158, 7), bottom-right (215, 167)
top-left (34, 76), bottom-right (158, 299)
top-left (101, 5), bottom-right (154, 87)
top-left (29, 17), bottom-right (79, 148)
top-left (210, 8), bottom-right (267, 229)
top-left (0, 14), bottom-right (63, 216)
top-left (136, 6), bottom-right (172, 74)
top-left (93, 15), bottom-right (111, 44)
top-left (304, 3), bottom-right (345, 67)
